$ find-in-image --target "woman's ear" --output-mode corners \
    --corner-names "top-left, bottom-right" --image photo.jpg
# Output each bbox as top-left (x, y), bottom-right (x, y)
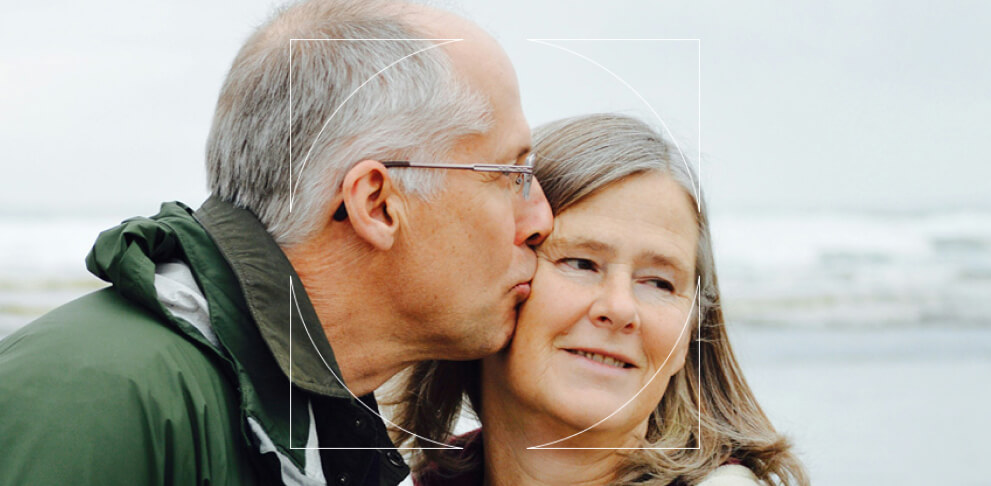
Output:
top-left (338, 160), bottom-right (404, 250)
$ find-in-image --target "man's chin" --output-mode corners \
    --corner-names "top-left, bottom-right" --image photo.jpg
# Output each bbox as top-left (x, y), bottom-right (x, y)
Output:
top-left (481, 313), bottom-right (518, 357)
top-left (496, 317), bottom-right (518, 350)
top-left (444, 316), bottom-right (516, 361)
top-left (470, 318), bottom-right (513, 358)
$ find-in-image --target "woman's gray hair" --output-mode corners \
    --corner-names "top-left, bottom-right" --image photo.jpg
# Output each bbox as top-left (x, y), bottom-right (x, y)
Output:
top-left (531, 113), bottom-right (716, 318)
top-left (390, 113), bottom-right (808, 485)
top-left (206, 0), bottom-right (491, 246)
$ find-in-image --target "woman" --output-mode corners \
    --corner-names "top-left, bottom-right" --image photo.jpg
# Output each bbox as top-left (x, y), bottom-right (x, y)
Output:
top-left (391, 114), bottom-right (808, 485)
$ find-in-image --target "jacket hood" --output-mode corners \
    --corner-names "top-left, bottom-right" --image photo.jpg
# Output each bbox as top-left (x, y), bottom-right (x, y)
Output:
top-left (85, 201), bottom-right (221, 352)
top-left (87, 203), bottom-right (196, 314)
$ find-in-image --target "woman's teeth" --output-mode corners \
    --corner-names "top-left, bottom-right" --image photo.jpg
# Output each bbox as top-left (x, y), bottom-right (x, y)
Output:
top-left (570, 350), bottom-right (628, 368)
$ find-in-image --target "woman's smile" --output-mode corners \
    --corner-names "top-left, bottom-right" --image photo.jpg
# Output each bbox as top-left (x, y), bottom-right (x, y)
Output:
top-left (486, 171), bottom-right (698, 437)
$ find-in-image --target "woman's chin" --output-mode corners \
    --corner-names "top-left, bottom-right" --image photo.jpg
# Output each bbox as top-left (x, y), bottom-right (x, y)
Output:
top-left (545, 403), bottom-right (646, 446)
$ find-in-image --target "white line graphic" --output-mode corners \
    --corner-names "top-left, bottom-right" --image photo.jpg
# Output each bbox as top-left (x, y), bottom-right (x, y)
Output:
top-left (290, 277), bottom-right (461, 450)
top-left (528, 277), bottom-right (701, 450)
top-left (528, 38), bottom-right (701, 211)
top-left (288, 38), bottom-right (462, 212)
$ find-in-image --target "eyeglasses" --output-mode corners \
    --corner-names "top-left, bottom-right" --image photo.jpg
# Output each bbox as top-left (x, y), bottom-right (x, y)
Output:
top-left (332, 153), bottom-right (535, 221)
top-left (381, 152), bottom-right (535, 200)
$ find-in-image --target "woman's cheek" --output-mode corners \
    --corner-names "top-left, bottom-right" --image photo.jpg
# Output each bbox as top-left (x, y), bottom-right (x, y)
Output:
top-left (644, 309), bottom-right (694, 376)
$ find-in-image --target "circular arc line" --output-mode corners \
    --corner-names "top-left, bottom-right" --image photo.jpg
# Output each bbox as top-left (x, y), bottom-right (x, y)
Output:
top-left (527, 39), bottom-right (701, 212)
top-left (288, 38), bottom-right (463, 211)
top-left (284, 37), bottom-right (705, 452)
top-left (528, 276), bottom-right (701, 450)
top-left (290, 279), bottom-right (460, 450)
top-left (534, 288), bottom-right (705, 451)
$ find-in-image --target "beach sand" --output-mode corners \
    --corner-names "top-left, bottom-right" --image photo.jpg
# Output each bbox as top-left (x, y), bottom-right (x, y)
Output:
top-left (730, 326), bottom-right (991, 485)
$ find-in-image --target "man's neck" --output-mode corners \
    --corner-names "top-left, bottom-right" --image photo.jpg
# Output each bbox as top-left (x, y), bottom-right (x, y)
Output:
top-left (286, 241), bottom-right (418, 397)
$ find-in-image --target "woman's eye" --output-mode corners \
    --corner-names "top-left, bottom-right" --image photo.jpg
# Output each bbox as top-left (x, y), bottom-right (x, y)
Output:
top-left (646, 278), bottom-right (675, 292)
top-left (561, 258), bottom-right (596, 271)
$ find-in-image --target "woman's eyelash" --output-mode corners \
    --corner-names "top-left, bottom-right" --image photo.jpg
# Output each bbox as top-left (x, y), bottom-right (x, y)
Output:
top-left (647, 279), bottom-right (675, 291)
top-left (557, 258), bottom-right (677, 292)
top-left (562, 258), bottom-right (596, 271)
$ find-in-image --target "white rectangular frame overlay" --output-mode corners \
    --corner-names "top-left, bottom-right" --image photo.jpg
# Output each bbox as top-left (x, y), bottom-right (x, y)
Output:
top-left (287, 38), bottom-right (703, 452)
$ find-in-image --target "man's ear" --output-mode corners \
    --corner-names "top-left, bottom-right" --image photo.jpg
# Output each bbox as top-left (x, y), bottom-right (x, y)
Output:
top-left (339, 160), bottom-right (403, 250)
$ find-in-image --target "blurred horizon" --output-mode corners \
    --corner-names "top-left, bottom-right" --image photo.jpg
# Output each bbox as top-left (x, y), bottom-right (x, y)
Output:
top-left (4, 206), bottom-right (990, 334)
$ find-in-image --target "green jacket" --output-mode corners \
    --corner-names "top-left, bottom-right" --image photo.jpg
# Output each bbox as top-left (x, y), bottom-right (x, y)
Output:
top-left (0, 198), bottom-right (409, 485)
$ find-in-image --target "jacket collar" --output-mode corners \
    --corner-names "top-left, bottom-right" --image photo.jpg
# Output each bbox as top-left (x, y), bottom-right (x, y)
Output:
top-left (86, 198), bottom-right (409, 481)
top-left (194, 196), bottom-right (350, 400)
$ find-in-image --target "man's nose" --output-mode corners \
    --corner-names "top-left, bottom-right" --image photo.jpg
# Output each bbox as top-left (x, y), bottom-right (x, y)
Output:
top-left (516, 176), bottom-right (553, 247)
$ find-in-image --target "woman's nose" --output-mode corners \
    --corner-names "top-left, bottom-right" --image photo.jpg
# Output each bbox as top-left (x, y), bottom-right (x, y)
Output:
top-left (588, 275), bottom-right (639, 332)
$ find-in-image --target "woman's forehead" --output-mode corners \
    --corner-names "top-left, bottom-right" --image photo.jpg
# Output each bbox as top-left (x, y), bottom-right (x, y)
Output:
top-left (544, 173), bottom-right (698, 267)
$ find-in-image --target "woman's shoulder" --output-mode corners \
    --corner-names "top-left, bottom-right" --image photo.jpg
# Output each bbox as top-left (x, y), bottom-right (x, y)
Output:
top-left (695, 464), bottom-right (763, 486)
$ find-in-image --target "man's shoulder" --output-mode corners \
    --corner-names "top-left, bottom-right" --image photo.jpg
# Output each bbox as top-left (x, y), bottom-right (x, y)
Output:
top-left (0, 287), bottom-right (254, 484)
top-left (0, 286), bottom-right (236, 411)
top-left (1, 286), bottom-right (221, 376)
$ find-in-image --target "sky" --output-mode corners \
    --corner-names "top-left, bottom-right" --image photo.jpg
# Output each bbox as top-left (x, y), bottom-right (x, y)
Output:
top-left (1, 0), bottom-right (989, 218)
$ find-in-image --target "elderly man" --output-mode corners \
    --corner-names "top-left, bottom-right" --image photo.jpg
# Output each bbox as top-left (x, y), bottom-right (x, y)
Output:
top-left (0, 0), bottom-right (551, 484)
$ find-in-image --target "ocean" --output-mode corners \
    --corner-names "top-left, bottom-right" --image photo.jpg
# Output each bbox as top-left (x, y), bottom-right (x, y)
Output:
top-left (0, 214), bottom-right (115, 337)
top-left (711, 209), bottom-right (991, 328)
top-left (3, 208), bottom-right (990, 334)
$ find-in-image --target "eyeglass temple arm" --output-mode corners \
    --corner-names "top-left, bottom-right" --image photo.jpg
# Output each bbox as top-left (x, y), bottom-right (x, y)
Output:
top-left (470, 164), bottom-right (532, 173)
top-left (381, 161), bottom-right (531, 173)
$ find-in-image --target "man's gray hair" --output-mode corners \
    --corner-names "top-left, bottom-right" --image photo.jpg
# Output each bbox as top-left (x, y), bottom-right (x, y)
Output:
top-left (206, 0), bottom-right (492, 246)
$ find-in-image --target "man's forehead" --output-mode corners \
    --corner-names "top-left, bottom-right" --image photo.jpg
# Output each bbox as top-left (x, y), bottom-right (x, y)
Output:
top-left (400, 3), bottom-right (528, 164)
top-left (399, 3), bottom-right (496, 49)
top-left (447, 130), bottom-right (529, 165)
top-left (386, 2), bottom-right (510, 77)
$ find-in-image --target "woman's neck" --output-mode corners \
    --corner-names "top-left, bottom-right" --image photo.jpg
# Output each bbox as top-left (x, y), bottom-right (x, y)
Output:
top-left (480, 398), bottom-right (641, 486)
